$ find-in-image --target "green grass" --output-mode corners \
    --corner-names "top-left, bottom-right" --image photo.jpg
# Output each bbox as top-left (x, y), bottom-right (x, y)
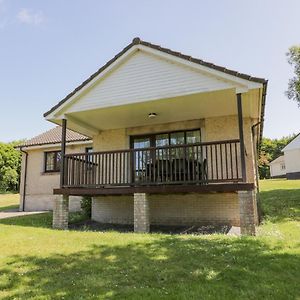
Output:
top-left (0, 193), bottom-right (19, 211)
top-left (0, 180), bottom-right (299, 299)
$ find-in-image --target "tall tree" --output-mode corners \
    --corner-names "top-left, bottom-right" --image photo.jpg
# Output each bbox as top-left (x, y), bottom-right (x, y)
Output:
top-left (0, 142), bottom-right (22, 192)
top-left (286, 46), bottom-right (300, 106)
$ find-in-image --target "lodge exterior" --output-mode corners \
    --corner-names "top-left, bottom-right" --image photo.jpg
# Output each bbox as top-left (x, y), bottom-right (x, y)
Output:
top-left (44, 38), bottom-right (267, 235)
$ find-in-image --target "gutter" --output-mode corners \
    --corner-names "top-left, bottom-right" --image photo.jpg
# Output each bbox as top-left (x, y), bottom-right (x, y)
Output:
top-left (19, 148), bottom-right (28, 212)
top-left (258, 81), bottom-right (268, 149)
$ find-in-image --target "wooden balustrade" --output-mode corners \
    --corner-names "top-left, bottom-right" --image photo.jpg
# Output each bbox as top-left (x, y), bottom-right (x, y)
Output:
top-left (62, 139), bottom-right (242, 188)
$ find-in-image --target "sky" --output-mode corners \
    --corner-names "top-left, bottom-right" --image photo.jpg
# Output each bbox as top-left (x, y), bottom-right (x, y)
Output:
top-left (0, 0), bottom-right (299, 142)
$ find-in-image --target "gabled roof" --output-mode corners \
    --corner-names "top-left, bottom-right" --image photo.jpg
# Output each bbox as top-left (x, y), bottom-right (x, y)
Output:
top-left (44, 37), bottom-right (267, 118)
top-left (269, 155), bottom-right (285, 165)
top-left (18, 126), bottom-right (90, 148)
top-left (282, 133), bottom-right (300, 151)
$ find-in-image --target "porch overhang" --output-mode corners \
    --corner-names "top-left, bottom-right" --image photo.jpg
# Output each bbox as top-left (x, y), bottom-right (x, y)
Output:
top-left (46, 87), bottom-right (262, 137)
top-left (54, 183), bottom-right (255, 196)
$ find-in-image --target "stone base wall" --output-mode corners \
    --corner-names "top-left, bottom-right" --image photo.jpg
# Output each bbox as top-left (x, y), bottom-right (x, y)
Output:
top-left (21, 195), bottom-right (82, 212)
top-left (286, 172), bottom-right (300, 180)
top-left (92, 193), bottom-right (240, 226)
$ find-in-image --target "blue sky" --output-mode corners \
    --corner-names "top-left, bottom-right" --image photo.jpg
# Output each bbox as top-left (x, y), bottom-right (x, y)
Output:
top-left (0, 0), bottom-right (299, 142)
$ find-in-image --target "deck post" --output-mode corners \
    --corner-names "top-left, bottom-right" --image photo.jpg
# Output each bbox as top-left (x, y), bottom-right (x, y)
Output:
top-left (60, 119), bottom-right (67, 188)
top-left (53, 194), bottom-right (69, 229)
top-left (238, 190), bottom-right (256, 235)
top-left (236, 93), bottom-right (247, 182)
top-left (134, 193), bottom-right (150, 233)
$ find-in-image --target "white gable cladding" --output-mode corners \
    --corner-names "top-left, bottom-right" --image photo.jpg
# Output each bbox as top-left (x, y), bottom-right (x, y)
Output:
top-left (283, 134), bottom-right (300, 151)
top-left (67, 50), bottom-right (238, 114)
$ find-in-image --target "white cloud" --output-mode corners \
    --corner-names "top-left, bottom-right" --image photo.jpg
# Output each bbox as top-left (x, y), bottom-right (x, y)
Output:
top-left (17, 8), bottom-right (45, 25)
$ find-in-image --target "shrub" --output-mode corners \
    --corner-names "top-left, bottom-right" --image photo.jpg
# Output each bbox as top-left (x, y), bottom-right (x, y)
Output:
top-left (80, 196), bottom-right (92, 218)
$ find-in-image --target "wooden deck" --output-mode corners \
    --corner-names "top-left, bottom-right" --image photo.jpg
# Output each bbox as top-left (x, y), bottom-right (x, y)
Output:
top-left (54, 182), bottom-right (254, 196)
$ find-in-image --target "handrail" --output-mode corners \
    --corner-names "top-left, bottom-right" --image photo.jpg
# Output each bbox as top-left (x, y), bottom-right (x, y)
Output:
top-left (64, 139), bottom-right (240, 157)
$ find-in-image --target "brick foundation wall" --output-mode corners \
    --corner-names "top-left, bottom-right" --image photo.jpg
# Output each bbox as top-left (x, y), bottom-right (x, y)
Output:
top-left (92, 193), bottom-right (240, 226)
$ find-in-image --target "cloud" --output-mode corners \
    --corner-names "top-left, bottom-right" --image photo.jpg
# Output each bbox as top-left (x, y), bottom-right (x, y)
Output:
top-left (17, 8), bottom-right (45, 25)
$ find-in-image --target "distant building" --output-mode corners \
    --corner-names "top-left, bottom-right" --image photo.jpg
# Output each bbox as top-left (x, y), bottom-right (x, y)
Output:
top-left (282, 133), bottom-right (300, 179)
top-left (269, 155), bottom-right (286, 178)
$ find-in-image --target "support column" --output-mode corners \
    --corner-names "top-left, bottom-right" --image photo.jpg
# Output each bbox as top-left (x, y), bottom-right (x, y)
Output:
top-left (60, 118), bottom-right (67, 188)
top-left (238, 190), bottom-right (256, 236)
top-left (134, 193), bottom-right (150, 233)
top-left (53, 195), bottom-right (69, 229)
top-left (237, 93), bottom-right (247, 182)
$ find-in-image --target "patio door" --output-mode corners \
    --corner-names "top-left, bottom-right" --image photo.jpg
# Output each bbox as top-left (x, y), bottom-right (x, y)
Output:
top-left (131, 136), bottom-right (152, 183)
top-left (130, 129), bottom-right (202, 184)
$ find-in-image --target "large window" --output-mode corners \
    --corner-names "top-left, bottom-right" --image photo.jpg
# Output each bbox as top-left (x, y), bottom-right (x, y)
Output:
top-left (131, 129), bottom-right (201, 149)
top-left (44, 151), bottom-right (61, 172)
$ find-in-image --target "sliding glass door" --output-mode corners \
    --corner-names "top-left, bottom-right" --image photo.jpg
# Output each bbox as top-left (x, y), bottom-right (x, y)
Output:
top-left (131, 129), bottom-right (201, 183)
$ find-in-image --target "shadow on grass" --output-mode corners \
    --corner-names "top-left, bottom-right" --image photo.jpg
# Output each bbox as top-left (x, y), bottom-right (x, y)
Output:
top-left (0, 236), bottom-right (299, 299)
top-left (260, 189), bottom-right (300, 222)
top-left (0, 212), bottom-right (88, 229)
top-left (0, 205), bottom-right (19, 212)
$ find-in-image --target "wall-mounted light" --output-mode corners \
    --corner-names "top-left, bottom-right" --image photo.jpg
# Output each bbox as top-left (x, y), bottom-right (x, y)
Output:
top-left (148, 113), bottom-right (157, 119)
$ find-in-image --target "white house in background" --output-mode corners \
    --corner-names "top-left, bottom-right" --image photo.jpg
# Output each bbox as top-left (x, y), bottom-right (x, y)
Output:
top-left (269, 155), bottom-right (286, 178)
top-left (282, 133), bottom-right (300, 179)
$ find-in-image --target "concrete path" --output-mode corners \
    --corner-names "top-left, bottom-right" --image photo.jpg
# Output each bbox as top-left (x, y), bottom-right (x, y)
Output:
top-left (0, 209), bottom-right (47, 220)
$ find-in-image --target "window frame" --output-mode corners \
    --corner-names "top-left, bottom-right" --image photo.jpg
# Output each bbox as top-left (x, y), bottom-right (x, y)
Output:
top-left (44, 151), bottom-right (61, 173)
top-left (130, 128), bottom-right (202, 149)
top-left (85, 147), bottom-right (93, 153)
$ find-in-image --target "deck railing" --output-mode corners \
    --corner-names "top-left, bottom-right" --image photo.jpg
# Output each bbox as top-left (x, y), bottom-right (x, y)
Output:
top-left (62, 139), bottom-right (242, 188)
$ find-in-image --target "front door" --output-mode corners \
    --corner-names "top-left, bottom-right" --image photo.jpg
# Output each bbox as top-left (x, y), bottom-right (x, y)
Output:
top-left (131, 136), bottom-right (151, 183)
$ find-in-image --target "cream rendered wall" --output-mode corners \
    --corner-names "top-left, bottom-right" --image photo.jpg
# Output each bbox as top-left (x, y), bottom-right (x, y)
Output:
top-left (204, 116), bottom-right (257, 183)
top-left (19, 143), bottom-right (91, 212)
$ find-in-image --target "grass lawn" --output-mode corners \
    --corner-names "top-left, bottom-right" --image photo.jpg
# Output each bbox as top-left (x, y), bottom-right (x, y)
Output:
top-left (0, 193), bottom-right (19, 211)
top-left (0, 180), bottom-right (299, 299)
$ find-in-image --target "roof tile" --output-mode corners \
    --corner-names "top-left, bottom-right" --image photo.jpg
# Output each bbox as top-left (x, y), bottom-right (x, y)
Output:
top-left (18, 126), bottom-right (90, 148)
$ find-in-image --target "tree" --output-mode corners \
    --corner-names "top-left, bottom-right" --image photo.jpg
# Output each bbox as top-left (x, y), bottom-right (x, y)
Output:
top-left (0, 142), bottom-right (22, 192)
top-left (286, 46), bottom-right (300, 106)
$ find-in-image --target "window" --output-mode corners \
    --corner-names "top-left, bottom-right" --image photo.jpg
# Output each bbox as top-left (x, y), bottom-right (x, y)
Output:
top-left (131, 129), bottom-right (201, 149)
top-left (85, 147), bottom-right (93, 153)
top-left (280, 163), bottom-right (286, 170)
top-left (44, 151), bottom-right (61, 172)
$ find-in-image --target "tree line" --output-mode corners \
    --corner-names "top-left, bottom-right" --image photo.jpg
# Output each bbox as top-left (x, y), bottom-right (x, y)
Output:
top-left (0, 141), bottom-right (22, 192)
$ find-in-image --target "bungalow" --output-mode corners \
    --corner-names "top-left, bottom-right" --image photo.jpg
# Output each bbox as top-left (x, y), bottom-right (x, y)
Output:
top-left (42, 38), bottom-right (267, 235)
top-left (18, 126), bottom-right (92, 211)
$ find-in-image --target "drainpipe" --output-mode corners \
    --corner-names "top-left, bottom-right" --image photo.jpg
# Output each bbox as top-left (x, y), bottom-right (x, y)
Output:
top-left (19, 148), bottom-right (28, 212)
top-left (252, 121), bottom-right (261, 190)
top-left (252, 121), bottom-right (262, 223)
